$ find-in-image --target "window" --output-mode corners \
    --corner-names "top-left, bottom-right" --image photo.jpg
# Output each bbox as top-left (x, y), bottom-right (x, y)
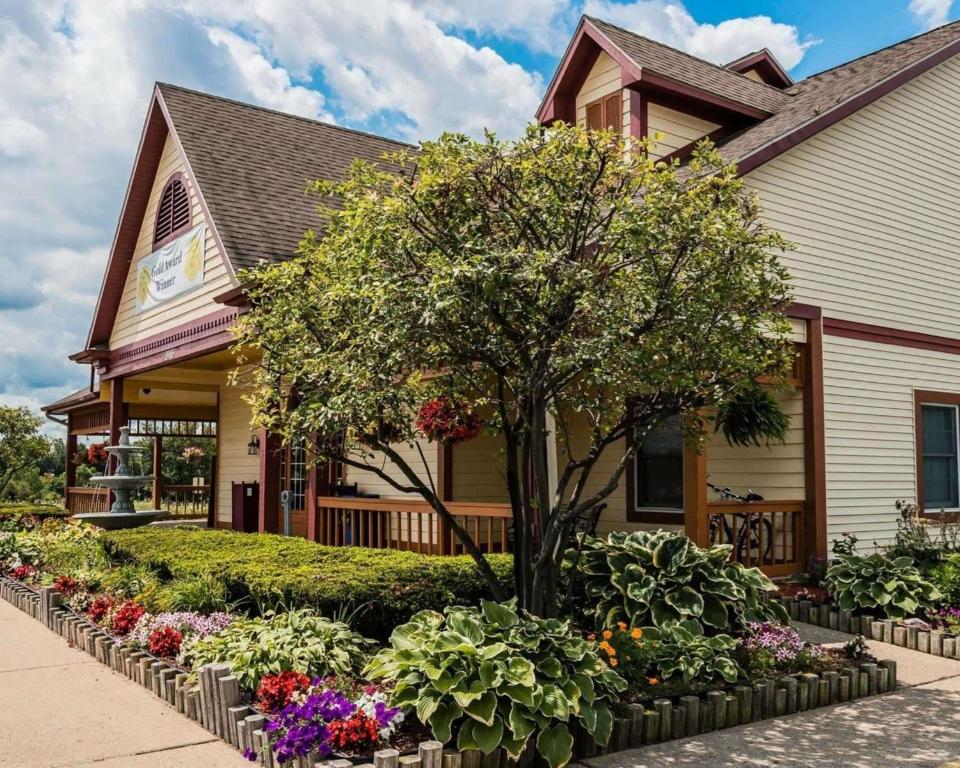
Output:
top-left (632, 413), bottom-right (684, 512)
top-left (584, 92), bottom-right (623, 133)
top-left (920, 402), bottom-right (960, 509)
top-left (153, 176), bottom-right (191, 246)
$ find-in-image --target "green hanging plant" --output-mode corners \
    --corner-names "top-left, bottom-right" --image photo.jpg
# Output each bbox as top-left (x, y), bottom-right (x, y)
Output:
top-left (714, 383), bottom-right (790, 448)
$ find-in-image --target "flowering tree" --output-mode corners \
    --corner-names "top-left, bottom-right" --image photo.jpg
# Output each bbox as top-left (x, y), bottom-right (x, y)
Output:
top-left (233, 125), bottom-right (794, 617)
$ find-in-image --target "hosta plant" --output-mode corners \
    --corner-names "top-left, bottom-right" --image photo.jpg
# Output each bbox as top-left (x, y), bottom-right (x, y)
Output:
top-left (825, 553), bottom-right (942, 619)
top-left (180, 609), bottom-right (373, 689)
top-left (572, 530), bottom-right (786, 634)
top-left (364, 600), bottom-right (627, 768)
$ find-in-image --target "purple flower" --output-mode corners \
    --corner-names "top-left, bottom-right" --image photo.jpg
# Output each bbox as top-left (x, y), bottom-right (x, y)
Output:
top-left (242, 747), bottom-right (257, 762)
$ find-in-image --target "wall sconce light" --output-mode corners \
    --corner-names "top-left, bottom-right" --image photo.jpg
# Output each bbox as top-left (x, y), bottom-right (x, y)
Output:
top-left (247, 435), bottom-right (260, 456)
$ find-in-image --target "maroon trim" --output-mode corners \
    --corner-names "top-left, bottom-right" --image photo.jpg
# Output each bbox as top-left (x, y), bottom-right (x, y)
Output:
top-left (823, 317), bottom-right (960, 354)
top-left (213, 286), bottom-right (247, 307)
top-left (102, 307), bottom-right (239, 380)
top-left (786, 302), bottom-right (823, 320)
top-left (725, 49), bottom-right (793, 88)
top-left (629, 89), bottom-right (647, 140)
top-left (151, 171), bottom-right (192, 249)
top-left (739, 36), bottom-right (960, 176)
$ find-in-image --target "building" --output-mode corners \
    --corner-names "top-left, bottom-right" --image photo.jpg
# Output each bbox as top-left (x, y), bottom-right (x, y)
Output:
top-left (44, 17), bottom-right (960, 574)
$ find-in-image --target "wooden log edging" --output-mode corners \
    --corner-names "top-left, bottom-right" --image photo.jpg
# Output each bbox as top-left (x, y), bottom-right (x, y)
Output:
top-left (773, 594), bottom-right (960, 663)
top-left (0, 577), bottom-right (898, 766)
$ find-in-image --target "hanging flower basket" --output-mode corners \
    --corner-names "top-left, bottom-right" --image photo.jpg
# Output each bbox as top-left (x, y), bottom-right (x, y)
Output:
top-left (181, 446), bottom-right (206, 465)
top-left (85, 443), bottom-right (108, 467)
top-left (415, 396), bottom-right (482, 444)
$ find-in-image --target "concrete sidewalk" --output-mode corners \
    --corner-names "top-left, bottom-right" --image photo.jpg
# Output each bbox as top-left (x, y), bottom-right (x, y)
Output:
top-left (0, 599), bottom-right (248, 768)
top-left (584, 623), bottom-right (960, 768)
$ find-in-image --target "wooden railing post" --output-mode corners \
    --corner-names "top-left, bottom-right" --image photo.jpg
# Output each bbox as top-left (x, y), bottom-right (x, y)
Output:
top-left (152, 435), bottom-right (162, 510)
top-left (683, 444), bottom-right (708, 546)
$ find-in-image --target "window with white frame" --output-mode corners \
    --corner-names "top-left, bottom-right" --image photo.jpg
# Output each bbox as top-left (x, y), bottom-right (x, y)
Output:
top-left (920, 402), bottom-right (960, 509)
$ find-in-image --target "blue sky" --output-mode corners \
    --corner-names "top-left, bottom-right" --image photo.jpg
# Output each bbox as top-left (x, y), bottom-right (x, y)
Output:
top-left (0, 0), bottom-right (954, 429)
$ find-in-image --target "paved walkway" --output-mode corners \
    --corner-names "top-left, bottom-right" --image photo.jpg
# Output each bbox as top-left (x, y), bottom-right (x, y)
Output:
top-left (584, 623), bottom-right (960, 768)
top-left (0, 599), bottom-right (248, 768)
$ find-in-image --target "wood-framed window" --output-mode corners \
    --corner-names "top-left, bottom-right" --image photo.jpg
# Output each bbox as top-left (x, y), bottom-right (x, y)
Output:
top-left (626, 412), bottom-right (685, 524)
top-left (585, 92), bottom-right (623, 133)
top-left (916, 390), bottom-right (960, 512)
top-left (153, 174), bottom-right (191, 247)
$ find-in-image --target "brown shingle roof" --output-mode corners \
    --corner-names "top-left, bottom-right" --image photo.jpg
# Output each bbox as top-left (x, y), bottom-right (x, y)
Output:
top-left (714, 20), bottom-right (960, 170)
top-left (585, 16), bottom-right (791, 115)
top-left (157, 84), bottom-right (414, 271)
top-left (42, 387), bottom-right (99, 414)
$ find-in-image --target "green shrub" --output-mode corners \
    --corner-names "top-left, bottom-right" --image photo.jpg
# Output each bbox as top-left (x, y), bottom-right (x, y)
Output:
top-left (0, 503), bottom-right (69, 521)
top-left (181, 608), bottom-right (373, 690)
top-left (931, 554), bottom-right (960, 607)
top-left (571, 530), bottom-right (786, 634)
top-left (29, 523), bottom-right (107, 576)
top-left (825, 553), bottom-right (942, 619)
top-left (155, 574), bottom-right (231, 613)
top-left (365, 600), bottom-right (626, 768)
top-left (646, 622), bottom-right (741, 684)
top-left (103, 528), bottom-right (512, 639)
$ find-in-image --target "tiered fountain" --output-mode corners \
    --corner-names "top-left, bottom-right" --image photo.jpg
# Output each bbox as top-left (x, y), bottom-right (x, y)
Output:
top-left (72, 426), bottom-right (169, 529)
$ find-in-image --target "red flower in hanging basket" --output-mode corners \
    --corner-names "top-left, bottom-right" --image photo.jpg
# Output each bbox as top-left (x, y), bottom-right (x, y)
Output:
top-left (147, 626), bottom-right (184, 658)
top-left (415, 396), bottom-right (482, 444)
top-left (255, 670), bottom-right (311, 713)
top-left (86, 443), bottom-right (109, 467)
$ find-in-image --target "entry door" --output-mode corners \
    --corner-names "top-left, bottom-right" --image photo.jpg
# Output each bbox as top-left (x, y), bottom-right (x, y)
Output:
top-left (279, 440), bottom-right (307, 536)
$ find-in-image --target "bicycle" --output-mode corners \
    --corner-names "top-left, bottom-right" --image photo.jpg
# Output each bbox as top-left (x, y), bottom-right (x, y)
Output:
top-left (706, 478), bottom-right (773, 564)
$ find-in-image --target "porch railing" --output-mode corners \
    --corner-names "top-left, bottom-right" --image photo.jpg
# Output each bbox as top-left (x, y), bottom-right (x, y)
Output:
top-left (158, 484), bottom-right (210, 517)
top-left (705, 499), bottom-right (809, 576)
top-left (315, 496), bottom-right (512, 555)
top-left (66, 487), bottom-right (108, 514)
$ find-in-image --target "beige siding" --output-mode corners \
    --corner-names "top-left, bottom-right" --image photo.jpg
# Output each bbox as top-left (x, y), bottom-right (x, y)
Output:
top-left (744, 55), bottom-right (960, 338)
top-left (575, 51), bottom-right (629, 138)
top-left (742, 68), bottom-right (764, 83)
top-left (216, 374), bottom-right (259, 524)
top-left (705, 387), bottom-right (805, 501)
top-left (647, 102), bottom-right (720, 159)
top-left (452, 432), bottom-right (509, 503)
top-left (345, 440), bottom-right (438, 499)
top-left (110, 133), bottom-right (234, 348)
top-left (744, 55), bottom-right (960, 546)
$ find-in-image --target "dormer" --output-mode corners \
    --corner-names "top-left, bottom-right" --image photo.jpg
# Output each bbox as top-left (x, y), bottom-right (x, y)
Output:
top-left (538, 15), bottom-right (791, 160)
top-left (725, 49), bottom-right (794, 89)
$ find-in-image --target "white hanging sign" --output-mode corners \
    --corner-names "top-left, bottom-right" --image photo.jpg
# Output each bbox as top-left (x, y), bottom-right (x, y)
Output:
top-left (135, 222), bottom-right (206, 313)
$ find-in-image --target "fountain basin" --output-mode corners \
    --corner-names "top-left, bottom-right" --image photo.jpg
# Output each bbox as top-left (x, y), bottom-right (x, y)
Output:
top-left (72, 510), bottom-right (170, 530)
top-left (89, 475), bottom-right (156, 490)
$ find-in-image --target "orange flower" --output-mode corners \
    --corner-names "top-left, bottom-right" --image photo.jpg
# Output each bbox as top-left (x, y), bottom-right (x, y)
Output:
top-left (601, 629), bottom-right (613, 640)
top-left (617, 621), bottom-right (627, 631)
top-left (610, 658), bottom-right (619, 667)
top-left (647, 677), bottom-right (659, 686)
top-left (631, 627), bottom-right (643, 640)
top-left (598, 640), bottom-right (611, 653)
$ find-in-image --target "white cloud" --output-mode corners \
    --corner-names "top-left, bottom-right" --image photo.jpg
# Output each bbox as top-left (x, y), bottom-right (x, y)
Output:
top-left (583, 0), bottom-right (816, 69)
top-left (909, 0), bottom-right (953, 29)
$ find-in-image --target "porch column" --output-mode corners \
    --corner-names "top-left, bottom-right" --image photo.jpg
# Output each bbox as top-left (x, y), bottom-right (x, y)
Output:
top-left (65, 417), bottom-right (77, 512)
top-left (682, 444), bottom-right (708, 546)
top-left (107, 378), bottom-right (127, 507)
top-left (437, 442), bottom-right (453, 554)
top-left (152, 435), bottom-right (162, 509)
top-left (305, 436), bottom-right (330, 542)
top-left (803, 317), bottom-right (828, 559)
top-left (257, 428), bottom-right (281, 533)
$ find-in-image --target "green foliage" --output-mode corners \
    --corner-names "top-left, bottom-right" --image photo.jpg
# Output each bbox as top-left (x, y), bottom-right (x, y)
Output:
top-left (365, 600), bottom-right (626, 768)
top-left (155, 574), bottom-right (231, 613)
top-left (0, 531), bottom-right (39, 568)
top-left (103, 527), bottom-right (512, 639)
top-left (0, 407), bottom-right (51, 499)
top-left (233, 123), bottom-right (794, 615)
top-left (0, 503), bottom-right (69, 521)
top-left (181, 608), bottom-right (373, 690)
top-left (825, 553), bottom-right (942, 619)
top-left (931, 554), bottom-right (960, 607)
top-left (572, 530), bottom-right (786, 634)
top-left (100, 563), bottom-right (161, 600)
top-left (886, 500), bottom-right (956, 571)
top-left (28, 522), bottom-right (106, 576)
top-left (714, 383), bottom-right (790, 448)
top-left (646, 622), bottom-right (741, 684)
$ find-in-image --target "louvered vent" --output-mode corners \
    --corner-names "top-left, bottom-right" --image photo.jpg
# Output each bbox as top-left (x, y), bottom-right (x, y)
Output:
top-left (586, 101), bottom-right (603, 131)
top-left (154, 177), bottom-right (191, 245)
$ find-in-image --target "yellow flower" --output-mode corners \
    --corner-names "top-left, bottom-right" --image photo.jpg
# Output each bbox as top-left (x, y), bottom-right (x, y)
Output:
top-left (631, 627), bottom-right (643, 640)
top-left (601, 629), bottom-right (613, 640)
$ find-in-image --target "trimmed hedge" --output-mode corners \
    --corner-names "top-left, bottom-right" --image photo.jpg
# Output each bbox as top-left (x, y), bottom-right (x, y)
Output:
top-left (104, 527), bottom-right (513, 639)
top-left (0, 503), bottom-right (70, 521)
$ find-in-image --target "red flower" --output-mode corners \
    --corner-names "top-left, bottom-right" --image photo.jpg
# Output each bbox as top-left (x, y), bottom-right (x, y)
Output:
top-left (53, 575), bottom-right (80, 596)
top-left (327, 711), bottom-right (381, 753)
top-left (415, 396), bottom-right (482, 444)
top-left (110, 600), bottom-right (146, 636)
top-left (9, 564), bottom-right (37, 582)
top-left (147, 626), bottom-right (183, 658)
top-left (87, 595), bottom-right (116, 624)
top-left (255, 670), bottom-right (312, 713)
top-left (86, 443), bottom-right (109, 467)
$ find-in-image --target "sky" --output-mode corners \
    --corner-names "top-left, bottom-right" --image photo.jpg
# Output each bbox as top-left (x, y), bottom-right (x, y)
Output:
top-left (0, 0), bottom-right (954, 430)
